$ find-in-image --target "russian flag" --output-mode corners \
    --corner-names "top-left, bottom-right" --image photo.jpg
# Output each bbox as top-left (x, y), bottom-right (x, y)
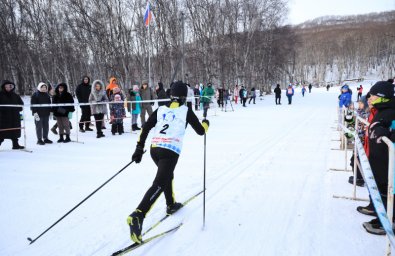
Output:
top-left (144, 2), bottom-right (152, 27)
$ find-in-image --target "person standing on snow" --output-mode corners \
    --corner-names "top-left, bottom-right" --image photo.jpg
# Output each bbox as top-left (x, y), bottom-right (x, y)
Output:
top-left (75, 76), bottom-right (93, 132)
top-left (128, 85), bottom-right (142, 132)
top-left (89, 80), bottom-right (108, 138)
top-left (110, 94), bottom-right (126, 135)
top-left (274, 84), bottom-right (282, 105)
top-left (308, 83), bottom-right (312, 93)
top-left (193, 84), bottom-right (200, 110)
top-left (140, 80), bottom-right (154, 127)
top-left (31, 83), bottom-right (52, 145)
top-left (127, 81), bottom-right (209, 244)
top-left (248, 87), bottom-right (256, 104)
top-left (234, 85), bottom-right (239, 104)
top-left (286, 84), bottom-right (294, 105)
top-left (201, 82), bottom-right (215, 118)
top-left (0, 80), bottom-right (25, 150)
top-left (362, 81), bottom-right (395, 235)
top-left (357, 85), bottom-right (363, 101)
top-left (155, 82), bottom-right (168, 107)
top-left (52, 83), bottom-right (75, 143)
top-left (301, 85), bottom-right (306, 97)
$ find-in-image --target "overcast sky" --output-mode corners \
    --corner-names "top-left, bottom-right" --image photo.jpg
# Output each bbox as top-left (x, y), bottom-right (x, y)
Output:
top-left (287, 0), bottom-right (395, 24)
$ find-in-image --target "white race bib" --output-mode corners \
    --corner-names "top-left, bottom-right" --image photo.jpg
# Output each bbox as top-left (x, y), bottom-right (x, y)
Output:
top-left (151, 105), bottom-right (188, 154)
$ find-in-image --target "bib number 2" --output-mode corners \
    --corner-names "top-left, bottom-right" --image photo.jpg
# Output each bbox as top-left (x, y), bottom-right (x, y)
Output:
top-left (160, 124), bottom-right (169, 134)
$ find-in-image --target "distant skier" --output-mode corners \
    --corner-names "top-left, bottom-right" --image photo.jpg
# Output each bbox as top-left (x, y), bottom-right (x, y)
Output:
top-left (326, 84), bottom-right (330, 91)
top-left (127, 81), bottom-right (209, 244)
top-left (274, 84), bottom-right (281, 105)
top-left (308, 83), bottom-right (312, 93)
top-left (301, 86), bottom-right (306, 97)
top-left (286, 84), bottom-right (294, 105)
top-left (201, 83), bottom-right (215, 118)
top-left (248, 87), bottom-right (256, 104)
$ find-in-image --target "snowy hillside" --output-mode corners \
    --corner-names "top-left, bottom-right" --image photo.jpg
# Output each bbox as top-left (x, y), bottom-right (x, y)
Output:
top-left (0, 81), bottom-right (387, 256)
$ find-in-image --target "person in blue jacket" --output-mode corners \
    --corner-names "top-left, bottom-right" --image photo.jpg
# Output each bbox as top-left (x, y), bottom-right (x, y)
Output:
top-left (339, 85), bottom-right (352, 108)
top-left (285, 84), bottom-right (294, 105)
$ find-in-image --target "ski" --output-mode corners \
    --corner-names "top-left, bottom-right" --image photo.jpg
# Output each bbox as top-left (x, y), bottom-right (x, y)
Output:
top-left (111, 223), bottom-right (182, 256)
top-left (110, 190), bottom-right (203, 256)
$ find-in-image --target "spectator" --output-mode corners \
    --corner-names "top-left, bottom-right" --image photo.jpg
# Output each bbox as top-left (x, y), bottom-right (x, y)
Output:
top-left (31, 82), bottom-right (52, 145)
top-left (75, 76), bottom-right (93, 132)
top-left (193, 84), bottom-right (200, 111)
top-left (110, 94), bottom-right (126, 135)
top-left (89, 80), bottom-right (108, 138)
top-left (362, 81), bottom-right (395, 235)
top-left (0, 80), bottom-right (24, 149)
top-left (140, 80), bottom-right (154, 126)
top-left (274, 84), bottom-right (282, 105)
top-left (52, 83), bottom-right (75, 143)
top-left (234, 85), bottom-right (239, 104)
top-left (129, 85), bottom-right (142, 132)
top-left (308, 83), bottom-right (312, 93)
top-left (155, 82), bottom-right (168, 107)
top-left (186, 83), bottom-right (194, 110)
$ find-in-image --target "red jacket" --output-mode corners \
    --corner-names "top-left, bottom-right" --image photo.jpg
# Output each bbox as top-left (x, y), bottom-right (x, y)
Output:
top-left (363, 107), bottom-right (377, 157)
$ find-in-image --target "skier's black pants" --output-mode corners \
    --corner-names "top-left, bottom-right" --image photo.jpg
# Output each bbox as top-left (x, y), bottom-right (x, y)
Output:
top-left (275, 96), bottom-right (281, 104)
top-left (79, 106), bottom-right (91, 129)
top-left (137, 147), bottom-right (179, 215)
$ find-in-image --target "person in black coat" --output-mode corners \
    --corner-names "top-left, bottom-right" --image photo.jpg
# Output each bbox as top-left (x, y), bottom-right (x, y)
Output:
top-left (75, 76), bottom-right (93, 132)
top-left (31, 82), bottom-right (52, 145)
top-left (155, 82), bottom-right (168, 107)
top-left (52, 83), bottom-right (75, 143)
top-left (308, 83), bottom-right (312, 93)
top-left (0, 80), bottom-right (24, 149)
top-left (362, 81), bottom-right (395, 234)
top-left (193, 85), bottom-right (200, 111)
top-left (274, 84), bottom-right (282, 105)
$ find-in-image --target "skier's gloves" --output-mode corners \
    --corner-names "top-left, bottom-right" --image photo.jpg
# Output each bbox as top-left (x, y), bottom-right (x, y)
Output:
top-left (34, 113), bottom-right (40, 122)
top-left (202, 119), bottom-right (209, 133)
top-left (132, 145), bottom-right (145, 163)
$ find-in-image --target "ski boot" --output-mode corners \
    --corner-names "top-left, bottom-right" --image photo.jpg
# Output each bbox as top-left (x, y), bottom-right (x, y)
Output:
top-left (166, 202), bottom-right (183, 215)
top-left (127, 210), bottom-right (144, 244)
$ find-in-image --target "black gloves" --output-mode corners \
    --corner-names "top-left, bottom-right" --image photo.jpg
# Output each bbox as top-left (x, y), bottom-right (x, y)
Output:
top-left (132, 144), bottom-right (145, 163)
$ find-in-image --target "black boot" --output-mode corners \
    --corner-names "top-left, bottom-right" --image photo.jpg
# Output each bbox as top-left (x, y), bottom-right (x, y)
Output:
top-left (132, 124), bottom-right (136, 131)
top-left (166, 202), bottom-right (184, 215)
top-left (127, 210), bottom-right (145, 244)
top-left (64, 135), bottom-right (71, 143)
top-left (57, 135), bottom-right (64, 143)
top-left (12, 139), bottom-right (25, 150)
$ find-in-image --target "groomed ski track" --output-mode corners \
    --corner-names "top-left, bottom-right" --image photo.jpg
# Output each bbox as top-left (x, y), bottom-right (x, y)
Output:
top-left (0, 83), bottom-right (386, 256)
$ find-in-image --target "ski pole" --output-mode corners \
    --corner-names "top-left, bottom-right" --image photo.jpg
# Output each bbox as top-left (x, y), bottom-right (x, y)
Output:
top-left (27, 160), bottom-right (134, 245)
top-left (203, 131), bottom-right (207, 229)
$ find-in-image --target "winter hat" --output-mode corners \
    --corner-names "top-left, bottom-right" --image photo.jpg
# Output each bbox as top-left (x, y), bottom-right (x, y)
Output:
top-left (37, 82), bottom-right (47, 91)
top-left (142, 80), bottom-right (148, 86)
top-left (207, 82), bottom-right (212, 87)
top-left (369, 81), bottom-right (394, 99)
top-left (114, 94), bottom-right (122, 101)
top-left (170, 81), bottom-right (188, 98)
top-left (1, 80), bottom-right (15, 91)
top-left (341, 85), bottom-right (349, 90)
top-left (157, 82), bottom-right (164, 90)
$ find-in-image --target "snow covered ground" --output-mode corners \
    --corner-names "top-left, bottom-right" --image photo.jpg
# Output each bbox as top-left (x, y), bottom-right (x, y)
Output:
top-left (0, 81), bottom-right (387, 256)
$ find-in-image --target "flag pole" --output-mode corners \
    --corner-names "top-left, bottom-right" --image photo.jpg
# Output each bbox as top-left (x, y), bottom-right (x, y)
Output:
top-left (148, 18), bottom-right (151, 87)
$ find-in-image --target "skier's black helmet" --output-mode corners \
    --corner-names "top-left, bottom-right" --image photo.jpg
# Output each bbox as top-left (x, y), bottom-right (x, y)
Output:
top-left (170, 81), bottom-right (188, 103)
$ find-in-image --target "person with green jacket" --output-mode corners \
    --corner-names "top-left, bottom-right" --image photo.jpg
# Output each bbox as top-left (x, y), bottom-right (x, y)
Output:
top-left (201, 83), bottom-right (215, 119)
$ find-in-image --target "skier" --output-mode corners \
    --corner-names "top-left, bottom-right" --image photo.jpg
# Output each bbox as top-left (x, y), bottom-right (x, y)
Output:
top-left (308, 83), bottom-right (312, 93)
top-left (301, 85), bottom-right (306, 97)
top-left (274, 84), bottom-right (281, 105)
top-left (127, 81), bottom-right (209, 244)
top-left (326, 84), bottom-right (330, 91)
top-left (286, 84), bottom-right (294, 105)
top-left (201, 83), bottom-right (215, 118)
